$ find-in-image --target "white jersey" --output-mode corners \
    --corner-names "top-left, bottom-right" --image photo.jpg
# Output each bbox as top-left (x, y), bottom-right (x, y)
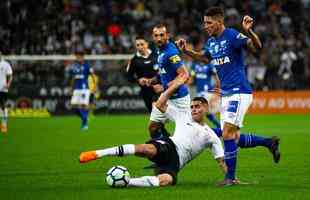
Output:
top-left (162, 105), bottom-right (224, 169)
top-left (0, 60), bottom-right (13, 92)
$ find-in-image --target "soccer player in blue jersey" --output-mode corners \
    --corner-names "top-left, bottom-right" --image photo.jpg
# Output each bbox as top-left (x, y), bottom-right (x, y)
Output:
top-left (145, 24), bottom-right (190, 139)
top-left (177, 7), bottom-right (280, 186)
top-left (189, 61), bottom-right (221, 128)
top-left (70, 51), bottom-right (96, 130)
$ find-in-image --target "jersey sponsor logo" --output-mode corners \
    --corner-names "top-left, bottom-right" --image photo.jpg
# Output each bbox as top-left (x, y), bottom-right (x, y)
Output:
top-left (158, 67), bottom-right (167, 74)
top-left (212, 56), bottom-right (231, 66)
top-left (144, 60), bottom-right (151, 64)
top-left (169, 55), bottom-right (181, 64)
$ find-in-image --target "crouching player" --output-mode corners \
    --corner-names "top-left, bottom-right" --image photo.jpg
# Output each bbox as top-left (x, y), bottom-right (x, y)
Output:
top-left (79, 79), bottom-right (226, 187)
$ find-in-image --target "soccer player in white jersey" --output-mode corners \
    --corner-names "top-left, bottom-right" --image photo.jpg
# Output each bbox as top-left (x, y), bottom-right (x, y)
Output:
top-left (79, 79), bottom-right (226, 187)
top-left (176, 7), bottom-right (275, 186)
top-left (0, 52), bottom-right (13, 133)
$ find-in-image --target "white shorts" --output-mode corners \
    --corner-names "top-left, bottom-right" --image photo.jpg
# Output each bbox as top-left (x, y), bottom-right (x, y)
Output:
top-left (220, 93), bottom-right (253, 129)
top-left (150, 94), bottom-right (191, 123)
top-left (198, 91), bottom-right (221, 114)
top-left (70, 89), bottom-right (91, 106)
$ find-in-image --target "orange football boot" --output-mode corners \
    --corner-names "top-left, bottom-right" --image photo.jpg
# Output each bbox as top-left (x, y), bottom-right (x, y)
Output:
top-left (79, 151), bottom-right (97, 163)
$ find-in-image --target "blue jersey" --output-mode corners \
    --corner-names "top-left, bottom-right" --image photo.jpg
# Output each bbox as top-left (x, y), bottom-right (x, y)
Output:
top-left (71, 62), bottom-right (92, 90)
top-left (156, 41), bottom-right (189, 99)
top-left (191, 62), bottom-right (215, 93)
top-left (204, 28), bottom-right (252, 95)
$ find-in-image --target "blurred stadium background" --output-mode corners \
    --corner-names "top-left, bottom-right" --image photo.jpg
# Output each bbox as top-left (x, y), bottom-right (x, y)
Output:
top-left (0, 0), bottom-right (309, 115)
top-left (0, 1), bottom-right (310, 200)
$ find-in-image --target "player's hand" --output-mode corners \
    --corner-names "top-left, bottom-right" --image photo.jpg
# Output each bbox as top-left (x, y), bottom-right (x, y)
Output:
top-left (152, 84), bottom-right (164, 93)
top-left (175, 38), bottom-right (187, 51)
top-left (242, 15), bottom-right (254, 32)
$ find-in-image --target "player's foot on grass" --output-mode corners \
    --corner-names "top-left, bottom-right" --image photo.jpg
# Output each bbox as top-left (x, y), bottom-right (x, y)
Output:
top-left (216, 179), bottom-right (235, 187)
top-left (79, 151), bottom-right (97, 163)
top-left (268, 136), bottom-right (280, 163)
top-left (81, 125), bottom-right (88, 131)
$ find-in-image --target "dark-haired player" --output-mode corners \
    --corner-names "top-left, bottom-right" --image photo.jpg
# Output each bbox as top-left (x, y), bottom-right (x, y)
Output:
top-left (79, 80), bottom-right (226, 187)
top-left (177, 7), bottom-right (277, 186)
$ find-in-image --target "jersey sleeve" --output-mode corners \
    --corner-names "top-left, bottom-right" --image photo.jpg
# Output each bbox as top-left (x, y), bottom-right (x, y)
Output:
top-left (5, 62), bottom-right (13, 75)
top-left (126, 58), bottom-right (137, 83)
top-left (165, 104), bottom-right (182, 122)
top-left (230, 29), bottom-right (249, 49)
top-left (167, 49), bottom-right (183, 70)
top-left (210, 133), bottom-right (224, 159)
top-left (202, 42), bottom-right (212, 60)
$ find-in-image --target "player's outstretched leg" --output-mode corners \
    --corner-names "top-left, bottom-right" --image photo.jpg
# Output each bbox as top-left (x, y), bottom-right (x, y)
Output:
top-left (128, 174), bottom-right (173, 187)
top-left (212, 128), bottom-right (281, 163)
top-left (79, 144), bottom-right (157, 163)
top-left (238, 134), bottom-right (281, 163)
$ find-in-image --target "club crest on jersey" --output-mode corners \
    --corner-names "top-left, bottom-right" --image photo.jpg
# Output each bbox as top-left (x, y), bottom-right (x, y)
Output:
top-left (159, 67), bottom-right (167, 74)
top-left (169, 55), bottom-right (181, 64)
top-left (212, 56), bottom-right (230, 66)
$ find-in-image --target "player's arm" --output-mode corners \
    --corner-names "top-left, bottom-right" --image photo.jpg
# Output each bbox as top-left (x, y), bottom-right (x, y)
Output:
top-left (155, 78), bottom-right (184, 113)
top-left (210, 135), bottom-right (227, 174)
top-left (213, 71), bottom-right (221, 95)
top-left (242, 15), bottom-right (262, 53)
top-left (5, 64), bottom-right (13, 90)
top-left (5, 74), bottom-right (12, 90)
top-left (216, 157), bottom-right (227, 174)
top-left (168, 65), bottom-right (189, 87)
top-left (125, 59), bottom-right (138, 83)
top-left (176, 39), bottom-right (210, 64)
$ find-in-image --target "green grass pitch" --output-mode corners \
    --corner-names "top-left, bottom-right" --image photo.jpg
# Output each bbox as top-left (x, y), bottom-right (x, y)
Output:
top-left (0, 114), bottom-right (310, 200)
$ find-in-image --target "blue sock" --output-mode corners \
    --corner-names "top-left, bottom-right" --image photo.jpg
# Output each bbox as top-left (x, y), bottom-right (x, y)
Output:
top-left (224, 139), bottom-right (238, 180)
top-left (238, 134), bottom-right (271, 148)
top-left (207, 114), bottom-right (221, 128)
top-left (80, 109), bottom-right (89, 127)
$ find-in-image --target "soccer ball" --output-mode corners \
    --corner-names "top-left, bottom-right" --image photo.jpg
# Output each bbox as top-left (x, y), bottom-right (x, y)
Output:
top-left (106, 165), bottom-right (130, 187)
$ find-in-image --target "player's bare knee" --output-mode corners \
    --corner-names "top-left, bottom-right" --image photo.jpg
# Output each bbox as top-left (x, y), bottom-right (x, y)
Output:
top-left (157, 173), bottom-right (173, 186)
top-left (223, 123), bottom-right (239, 139)
top-left (135, 144), bottom-right (157, 158)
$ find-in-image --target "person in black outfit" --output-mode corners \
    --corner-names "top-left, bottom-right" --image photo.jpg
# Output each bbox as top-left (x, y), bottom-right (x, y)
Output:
top-left (126, 36), bottom-right (170, 139)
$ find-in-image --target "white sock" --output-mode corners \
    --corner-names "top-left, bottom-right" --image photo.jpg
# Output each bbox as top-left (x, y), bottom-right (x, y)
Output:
top-left (95, 144), bottom-right (135, 158)
top-left (128, 176), bottom-right (160, 187)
